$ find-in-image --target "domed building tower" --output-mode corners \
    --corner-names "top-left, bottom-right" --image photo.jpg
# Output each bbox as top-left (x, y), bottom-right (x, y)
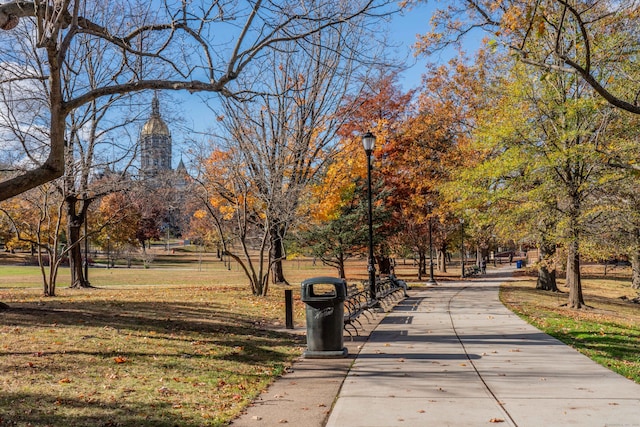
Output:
top-left (140, 94), bottom-right (172, 179)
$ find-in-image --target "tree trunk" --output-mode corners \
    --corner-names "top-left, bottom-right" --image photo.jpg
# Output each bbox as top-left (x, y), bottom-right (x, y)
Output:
top-left (67, 198), bottom-right (91, 288)
top-left (565, 239), bottom-right (585, 308)
top-left (67, 221), bottom-right (85, 287)
top-left (40, 247), bottom-right (56, 297)
top-left (632, 249), bottom-right (640, 290)
top-left (378, 255), bottom-right (392, 275)
top-left (270, 226), bottom-right (288, 285)
top-left (536, 240), bottom-right (558, 291)
top-left (337, 253), bottom-right (346, 279)
top-left (537, 266), bottom-right (557, 291)
top-left (418, 249), bottom-right (426, 280)
top-left (438, 243), bottom-right (448, 273)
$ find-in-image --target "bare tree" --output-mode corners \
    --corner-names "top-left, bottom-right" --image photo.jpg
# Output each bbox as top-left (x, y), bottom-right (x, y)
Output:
top-left (0, 10), bottom-right (143, 287)
top-left (0, 183), bottom-right (67, 296)
top-left (196, 18), bottom-right (378, 295)
top-left (0, 0), bottom-right (392, 201)
top-left (61, 34), bottom-right (142, 287)
top-left (63, 101), bottom-right (139, 287)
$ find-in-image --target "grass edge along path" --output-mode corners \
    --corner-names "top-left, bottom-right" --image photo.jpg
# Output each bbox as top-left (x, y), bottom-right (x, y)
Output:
top-left (499, 278), bottom-right (640, 384)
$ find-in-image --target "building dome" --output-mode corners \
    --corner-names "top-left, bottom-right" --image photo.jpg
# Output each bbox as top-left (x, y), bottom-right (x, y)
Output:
top-left (141, 116), bottom-right (170, 136)
top-left (140, 95), bottom-right (170, 136)
top-left (140, 94), bottom-right (172, 178)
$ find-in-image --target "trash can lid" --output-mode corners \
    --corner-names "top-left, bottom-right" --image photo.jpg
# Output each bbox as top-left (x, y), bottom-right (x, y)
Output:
top-left (301, 276), bottom-right (346, 286)
top-left (301, 277), bottom-right (347, 302)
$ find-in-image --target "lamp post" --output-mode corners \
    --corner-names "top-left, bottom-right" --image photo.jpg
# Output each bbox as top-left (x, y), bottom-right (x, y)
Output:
top-left (84, 208), bottom-right (89, 283)
top-left (427, 202), bottom-right (437, 285)
top-left (106, 235), bottom-right (110, 269)
top-left (460, 218), bottom-right (465, 278)
top-left (492, 234), bottom-right (497, 267)
top-left (362, 131), bottom-right (377, 301)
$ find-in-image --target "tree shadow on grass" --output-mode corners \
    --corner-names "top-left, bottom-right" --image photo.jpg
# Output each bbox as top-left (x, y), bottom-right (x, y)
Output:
top-left (0, 296), bottom-right (305, 427)
top-left (0, 391), bottom-right (215, 427)
top-left (3, 296), bottom-right (288, 332)
top-left (1, 298), bottom-right (305, 356)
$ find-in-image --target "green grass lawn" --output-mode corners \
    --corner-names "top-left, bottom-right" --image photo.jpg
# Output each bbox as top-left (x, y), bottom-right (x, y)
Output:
top-left (0, 255), bottom-right (334, 427)
top-left (500, 273), bottom-right (640, 384)
top-left (2, 253), bottom-right (639, 425)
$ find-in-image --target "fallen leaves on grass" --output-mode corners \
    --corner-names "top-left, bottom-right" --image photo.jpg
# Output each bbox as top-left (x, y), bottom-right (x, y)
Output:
top-left (0, 281), bottom-right (304, 426)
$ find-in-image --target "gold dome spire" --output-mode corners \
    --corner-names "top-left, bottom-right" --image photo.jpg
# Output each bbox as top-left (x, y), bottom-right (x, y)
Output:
top-left (141, 93), bottom-right (170, 136)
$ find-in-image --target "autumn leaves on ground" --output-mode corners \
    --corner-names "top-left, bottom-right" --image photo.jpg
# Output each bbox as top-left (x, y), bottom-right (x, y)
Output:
top-left (1, 258), bottom-right (639, 426)
top-left (0, 258), bottom-right (312, 427)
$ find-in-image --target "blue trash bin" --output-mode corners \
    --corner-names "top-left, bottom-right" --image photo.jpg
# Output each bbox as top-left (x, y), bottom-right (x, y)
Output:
top-left (516, 260), bottom-right (523, 268)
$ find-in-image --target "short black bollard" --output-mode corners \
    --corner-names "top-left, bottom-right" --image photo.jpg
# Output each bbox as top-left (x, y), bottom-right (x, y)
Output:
top-left (284, 289), bottom-right (294, 329)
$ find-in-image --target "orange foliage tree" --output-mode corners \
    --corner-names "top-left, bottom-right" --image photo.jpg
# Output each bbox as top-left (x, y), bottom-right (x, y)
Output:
top-left (196, 146), bottom-right (271, 295)
top-left (0, 183), bottom-right (66, 296)
top-left (380, 55), bottom-right (491, 278)
top-left (306, 71), bottom-right (414, 276)
top-left (194, 24), bottom-right (379, 295)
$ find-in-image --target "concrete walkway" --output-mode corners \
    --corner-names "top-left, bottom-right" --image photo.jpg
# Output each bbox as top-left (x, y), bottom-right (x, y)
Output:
top-left (326, 267), bottom-right (640, 427)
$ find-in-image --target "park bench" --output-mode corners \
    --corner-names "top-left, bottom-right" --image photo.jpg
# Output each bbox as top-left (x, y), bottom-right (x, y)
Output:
top-left (376, 276), bottom-right (406, 308)
top-left (343, 276), bottom-right (406, 339)
top-left (343, 284), bottom-right (374, 339)
top-left (464, 265), bottom-right (480, 277)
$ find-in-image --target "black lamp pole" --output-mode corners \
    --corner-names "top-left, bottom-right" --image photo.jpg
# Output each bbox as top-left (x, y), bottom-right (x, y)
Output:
top-left (84, 207), bottom-right (89, 283)
top-left (460, 218), bottom-right (465, 278)
top-left (427, 202), bottom-right (437, 285)
top-left (363, 132), bottom-right (377, 301)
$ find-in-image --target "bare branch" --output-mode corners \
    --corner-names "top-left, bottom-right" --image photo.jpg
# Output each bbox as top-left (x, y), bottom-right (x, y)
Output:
top-left (421, 0), bottom-right (640, 115)
top-left (0, 0), bottom-right (392, 201)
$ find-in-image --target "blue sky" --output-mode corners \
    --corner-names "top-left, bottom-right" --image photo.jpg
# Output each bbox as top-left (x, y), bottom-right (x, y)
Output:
top-left (388, 2), bottom-right (433, 90)
top-left (166, 2), bottom-right (451, 164)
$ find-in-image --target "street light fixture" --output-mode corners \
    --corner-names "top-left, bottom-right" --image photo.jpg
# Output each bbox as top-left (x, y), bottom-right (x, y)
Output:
top-left (460, 218), bottom-right (465, 278)
top-left (427, 202), bottom-right (437, 285)
top-left (362, 131), bottom-right (377, 302)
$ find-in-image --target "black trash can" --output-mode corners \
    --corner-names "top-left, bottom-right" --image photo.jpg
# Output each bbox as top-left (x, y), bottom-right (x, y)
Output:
top-left (301, 277), bottom-right (348, 358)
